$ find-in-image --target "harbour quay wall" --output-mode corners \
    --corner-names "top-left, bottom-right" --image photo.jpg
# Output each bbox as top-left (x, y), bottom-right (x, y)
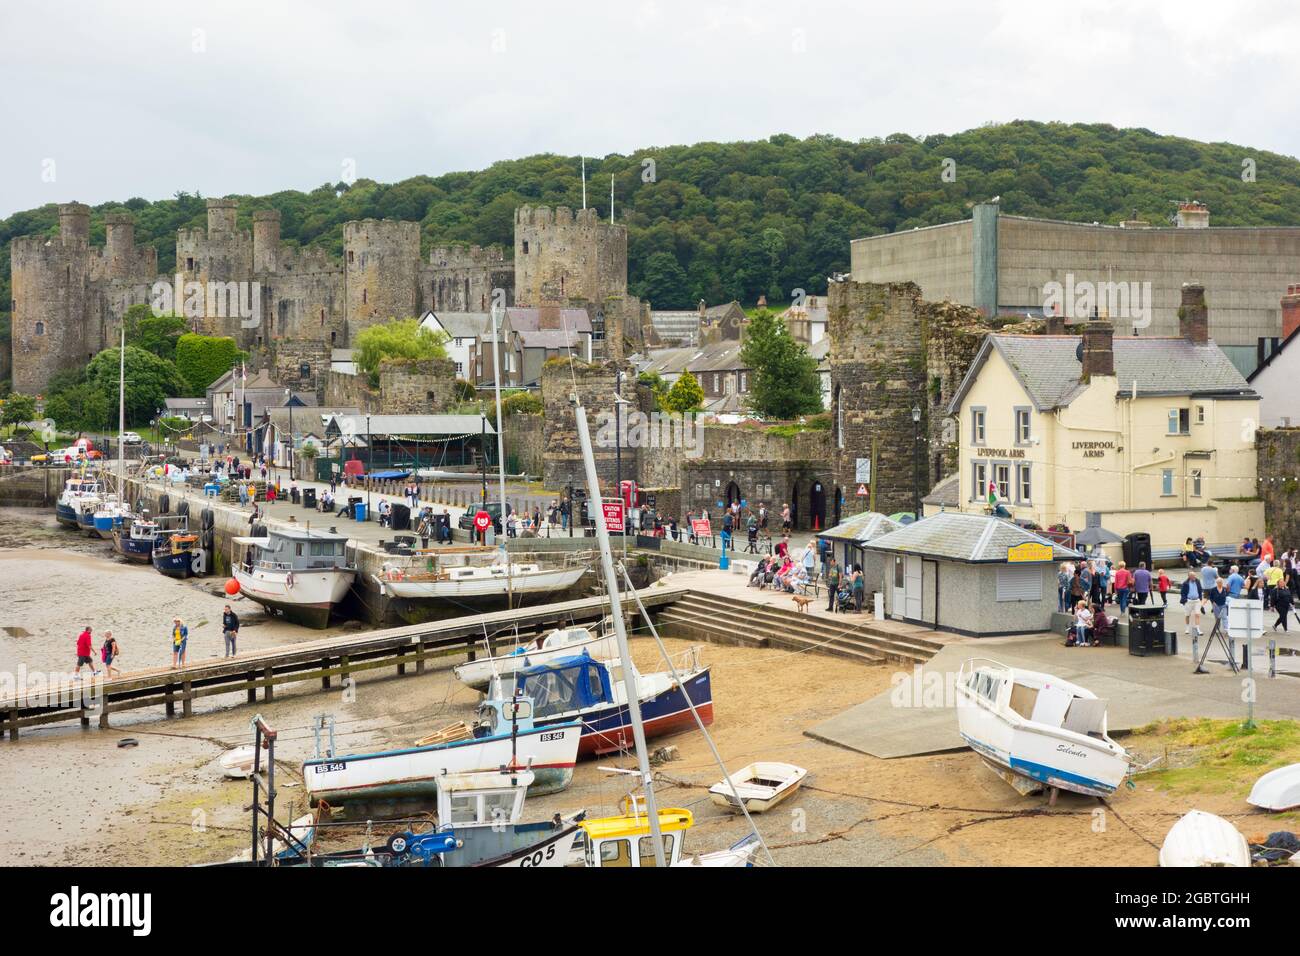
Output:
top-left (0, 466), bottom-right (73, 506)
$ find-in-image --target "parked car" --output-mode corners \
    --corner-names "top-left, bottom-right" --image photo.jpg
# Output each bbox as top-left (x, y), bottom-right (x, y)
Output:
top-left (120, 431), bottom-right (143, 445)
top-left (456, 501), bottom-right (507, 534)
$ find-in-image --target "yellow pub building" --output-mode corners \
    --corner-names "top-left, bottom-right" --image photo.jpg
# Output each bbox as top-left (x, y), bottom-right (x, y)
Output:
top-left (945, 284), bottom-right (1263, 555)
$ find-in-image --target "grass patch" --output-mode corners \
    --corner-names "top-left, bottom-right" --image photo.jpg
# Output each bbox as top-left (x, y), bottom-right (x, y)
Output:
top-left (1131, 717), bottom-right (1300, 799)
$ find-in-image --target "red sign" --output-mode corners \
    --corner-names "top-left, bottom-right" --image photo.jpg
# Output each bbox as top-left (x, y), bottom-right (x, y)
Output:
top-left (690, 518), bottom-right (712, 537)
top-left (473, 510), bottom-right (492, 532)
top-left (601, 499), bottom-right (625, 533)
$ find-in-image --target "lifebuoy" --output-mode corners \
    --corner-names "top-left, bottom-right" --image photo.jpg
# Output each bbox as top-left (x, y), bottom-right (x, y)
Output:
top-left (286, 571), bottom-right (295, 590)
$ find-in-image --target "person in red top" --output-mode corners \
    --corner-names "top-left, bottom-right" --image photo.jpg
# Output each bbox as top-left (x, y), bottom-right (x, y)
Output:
top-left (75, 626), bottom-right (99, 677)
top-left (1157, 568), bottom-right (1171, 607)
top-left (1262, 536), bottom-right (1275, 564)
top-left (1112, 562), bottom-right (1132, 614)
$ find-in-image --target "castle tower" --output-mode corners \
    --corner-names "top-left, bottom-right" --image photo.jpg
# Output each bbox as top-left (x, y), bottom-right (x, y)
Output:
top-left (99, 211), bottom-right (145, 279)
top-left (344, 219), bottom-right (421, 334)
top-left (206, 198), bottom-right (239, 238)
top-left (58, 202), bottom-right (90, 248)
top-left (252, 209), bottom-right (281, 273)
top-left (513, 205), bottom-right (627, 308)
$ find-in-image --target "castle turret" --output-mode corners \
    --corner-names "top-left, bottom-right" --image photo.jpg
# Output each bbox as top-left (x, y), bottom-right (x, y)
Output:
top-left (59, 202), bottom-right (90, 248)
top-left (98, 211), bottom-right (150, 280)
top-left (253, 209), bottom-right (281, 273)
top-left (344, 219), bottom-right (421, 332)
top-left (513, 205), bottom-right (627, 308)
top-left (207, 198), bottom-right (239, 238)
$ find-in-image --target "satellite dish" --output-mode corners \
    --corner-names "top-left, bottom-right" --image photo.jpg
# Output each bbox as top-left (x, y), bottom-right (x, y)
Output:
top-left (1075, 341), bottom-right (1084, 363)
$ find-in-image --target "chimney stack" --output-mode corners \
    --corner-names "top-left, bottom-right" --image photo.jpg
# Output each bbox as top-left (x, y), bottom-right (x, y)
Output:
top-left (1046, 315), bottom-right (1067, 335)
top-left (1081, 320), bottom-right (1114, 377)
top-left (1282, 284), bottom-right (1300, 340)
top-left (1175, 201), bottom-right (1209, 229)
top-left (1180, 283), bottom-right (1209, 344)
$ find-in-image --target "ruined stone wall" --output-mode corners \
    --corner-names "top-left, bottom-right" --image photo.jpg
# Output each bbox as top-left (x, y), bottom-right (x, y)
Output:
top-left (1256, 427), bottom-right (1300, 547)
top-left (503, 412), bottom-right (544, 476)
top-left (377, 357), bottom-right (456, 414)
top-left (920, 300), bottom-right (989, 478)
top-left (324, 368), bottom-right (380, 414)
top-left (423, 245), bottom-right (514, 313)
top-left (261, 270), bottom-right (346, 347)
top-left (540, 358), bottom-right (636, 491)
top-left (270, 340), bottom-right (331, 403)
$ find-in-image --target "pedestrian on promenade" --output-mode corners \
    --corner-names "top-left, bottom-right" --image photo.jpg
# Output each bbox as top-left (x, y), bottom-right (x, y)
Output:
top-left (1274, 568), bottom-right (1293, 632)
top-left (171, 617), bottom-right (189, 669)
top-left (1132, 562), bottom-right (1151, 606)
top-left (1113, 561), bottom-right (1131, 613)
top-left (825, 556), bottom-right (841, 613)
top-left (851, 565), bottom-right (865, 613)
top-left (1157, 568), bottom-right (1170, 606)
top-left (781, 503), bottom-right (791, 533)
top-left (758, 502), bottom-right (768, 531)
top-left (101, 632), bottom-right (120, 678)
top-left (1057, 562), bottom-right (1073, 612)
top-left (1180, 570), bottom-right (1203, 639)
top-left (75, 625), bottom-right (99, 677)
top-left (222, 605), bottom-right (240, 658)
top-left (418, 508), bottom-right (434, 549)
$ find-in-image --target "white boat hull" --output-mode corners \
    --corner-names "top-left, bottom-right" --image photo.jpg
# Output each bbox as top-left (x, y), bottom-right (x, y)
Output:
top-left (1159, 810), bottom-right (1251, 867)
top-left (709, 762), bottom-right (807, 813)
top-left (383, 566), bottom-right (586, 600)
top-left (301, 722), bottom-right (583, 805)
top-left (454, 632), bottom-right (619, 692)
top-left (1247, 763), bottom-right (1300, 811)
top-left (235, 565), bottom-right (355, 629)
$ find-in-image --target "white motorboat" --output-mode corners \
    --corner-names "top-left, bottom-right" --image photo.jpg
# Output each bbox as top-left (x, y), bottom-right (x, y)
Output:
top-left (955, 658), bottom-right (1131, 797)
top-left (709, 762), bottom-right (807, 813)
top-left (453, 625), bottom-right (619, 692)
top-left (1247, 763), bottom-right (1300, 811)
top-left (379, 562), bottom-right (586, 601)
top-left (233, 528), bottom-right (356, 629)
top-left (219, 745), bottom-right (258, 779)
top-left (301, 691), bottom-right (582, 806)
top-left (1159, 810), bottom-right (1251, 867)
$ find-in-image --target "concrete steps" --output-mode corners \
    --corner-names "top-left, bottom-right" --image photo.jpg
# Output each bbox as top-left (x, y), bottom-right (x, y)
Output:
top-left (654, 590), bottom-right (943, 667)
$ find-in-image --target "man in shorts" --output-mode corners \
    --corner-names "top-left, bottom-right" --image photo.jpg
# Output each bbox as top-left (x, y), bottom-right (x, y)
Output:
top-left (75, 626), bottom-right (99, 677)
top-left (171, 617), bottom-right (189, 669)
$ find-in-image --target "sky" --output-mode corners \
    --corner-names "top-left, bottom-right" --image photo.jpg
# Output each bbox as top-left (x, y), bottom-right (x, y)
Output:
top-left (2, 0), bottom-right (1299, 217)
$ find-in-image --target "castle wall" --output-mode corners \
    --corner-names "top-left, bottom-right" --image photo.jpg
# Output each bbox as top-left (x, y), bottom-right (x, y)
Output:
top-left (344, 220), bottom-right (421, 333)
top-left (423, 245), bottom-right (514, 313)
top-left (540, 358), bottom-right (636, 491)
top-left (377, 357), bottom-right (457, 414)
top-left (11, 231), bottom-right (91, 392)
top-left (270, 341), bottom-right (331, 403)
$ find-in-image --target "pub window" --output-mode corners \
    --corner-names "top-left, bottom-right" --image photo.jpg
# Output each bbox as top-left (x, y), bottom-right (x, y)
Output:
top-left (1017, 463), bottom-right (1032, 504)
top-left (994, 463), bottom-right (1011, 500)
top-left (971, 407), bottom-right (986, 445)
top-left (1161, 469), bottom-right (1174, 496)
top-left (1167, 408), bottom-right (1190, 435)
top-left (971, 460), bottom-right (988, 502)
top-left (1190, 469), bottom-right (1203, 497)
top-left (1014, 408), bottom-right (1031, 444)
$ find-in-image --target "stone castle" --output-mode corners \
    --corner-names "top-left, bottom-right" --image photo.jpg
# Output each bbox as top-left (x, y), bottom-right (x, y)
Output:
top-left (10, 199), bottom-right (640, 396)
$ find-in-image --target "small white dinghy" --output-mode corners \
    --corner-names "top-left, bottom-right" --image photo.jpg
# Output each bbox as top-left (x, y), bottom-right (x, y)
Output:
top-left (709, 762), bottom-right (807, 813)
top-left (1159, 810), bottom-right (1251, 867)
top-left (219, 745), bottom-right (258, 779)
top-left (1247, 763), bottom-right (1300, 811)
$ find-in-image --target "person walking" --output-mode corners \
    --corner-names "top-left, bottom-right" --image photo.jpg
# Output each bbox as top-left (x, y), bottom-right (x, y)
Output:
top-left (745, 513), bottom-right (759, 553)
top-left (1180, 571), bottom-right (1203, 639)
top-left (825, 556), bottom-right (841, 612)
top-left (1156, 568), bottom-right (1170, 606)
top-left (222, 605), bottom-right (240, 658)
top-left (781, 503), bottom-right (792, 533)
top-left (417, 508), bottom-right (434, 549)
top-left (75, 625), bottom-right (99, 677)
top-left (1274, 568), bottom-right (1293, 632)
top-left (101, 631), bottom-right (121, 678)
top-left (1057, 562), bottom-right (1072, 612)
top-left (171, 617), bottom-right (189, 669)
top-left (1132, 562), bottom-right (1151, 606)
top-left (851, 565), bottom-right (865, 614)
top-left (1113, 562), bottom-right (1131, 614)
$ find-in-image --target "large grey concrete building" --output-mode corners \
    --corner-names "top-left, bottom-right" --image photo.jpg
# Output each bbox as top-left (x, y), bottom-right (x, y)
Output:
top-left (850, 201), bottom-right (1300, 374)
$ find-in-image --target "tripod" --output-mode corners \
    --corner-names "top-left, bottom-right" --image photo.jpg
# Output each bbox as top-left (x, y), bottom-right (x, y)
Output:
top-left (1193, 612), bottom-right (1239, 675)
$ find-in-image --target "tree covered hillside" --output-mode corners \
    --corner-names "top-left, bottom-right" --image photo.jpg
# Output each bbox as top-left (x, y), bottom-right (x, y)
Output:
top-left (4, 120), bottom-right (1300, 320)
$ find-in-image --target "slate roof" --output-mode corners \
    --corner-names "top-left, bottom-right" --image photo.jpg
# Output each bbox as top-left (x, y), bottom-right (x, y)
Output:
top-left (948, 333), bottom-right (1257, 414)
top-left (820, 511), bottom-right (902, 544)
top-left (517, 329), bottom-right (581, 349)
top-left (921, 472), bottom-right (960, 508)
top-left (861, 512), bottom-right (1078, 562)
top-left (422, 310), bottom-right (490, 339)
top-left (506, 307), bottom-right (592, 334)
top-left (327, 414), bottom-right (494, 437)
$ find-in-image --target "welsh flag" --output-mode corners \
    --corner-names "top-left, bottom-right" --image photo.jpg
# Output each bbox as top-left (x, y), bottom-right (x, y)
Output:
top-left (987, 479), bottom-right (998, 506)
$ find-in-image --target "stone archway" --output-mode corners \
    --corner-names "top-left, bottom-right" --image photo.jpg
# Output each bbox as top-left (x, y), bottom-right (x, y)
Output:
top-left (725, 481), bottom-right (742, 507)
top-left (832, 486), bottom-right (842, 528)
top-left (789, 480), bottom-right (802, 530)
top-left (809, 479), bottom-right (827, 531)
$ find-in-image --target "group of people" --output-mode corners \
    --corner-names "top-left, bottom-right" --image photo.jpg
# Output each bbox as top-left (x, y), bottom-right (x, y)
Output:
top-left (73, 604), bottom-right (242, 679)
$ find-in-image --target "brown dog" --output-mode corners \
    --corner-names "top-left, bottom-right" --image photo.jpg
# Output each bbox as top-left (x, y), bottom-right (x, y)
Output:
top-left (791, 594), bottom-right (813, 613)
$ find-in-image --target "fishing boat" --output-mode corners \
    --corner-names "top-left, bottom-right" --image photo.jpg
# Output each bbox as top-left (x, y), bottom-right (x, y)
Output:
top-left (955, 658), bottom-right (1131, 798)
top-left (1247, 763), bottom-right (1300, 811)
top-left (1159, 810), bottom-right (1251, 867)
top-left (232, 528), bottom-right (356, 629)
top-left (578, 796), bottom-right (760, 868)
top-left (301, 689), bottom-right (582, 807)
top-left (709, 762), bottom-right (807, 814)
top-left (74, 493), bottom-right (103, 535)
top-left (453, 625), bottom-right (618, 692)
top-left (515, 648), bottom-right (713, 758)
top-left (113, 514), bottom-right (186, 563)
top-left (379, 562), bottom-right (587, 602)
top-left (152, 532), bottom-right (208, 578)
top-left (54, 476), bottom-right (100, 528)
top-left (91, 497), bottom-right (131, 538)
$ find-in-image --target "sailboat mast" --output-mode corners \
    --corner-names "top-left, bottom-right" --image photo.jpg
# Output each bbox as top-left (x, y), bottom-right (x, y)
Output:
top-left (573, 398), bottom-right (666, 867)
top-left (580, 157), bottom-right (587, 210)
top-left (117, 324), bottom-right (125, 487)
top-left (490, 304), bottom-right (513, 608)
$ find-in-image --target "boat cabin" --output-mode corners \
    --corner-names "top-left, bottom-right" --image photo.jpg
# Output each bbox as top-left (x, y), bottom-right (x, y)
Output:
top-left (515, 654), bottom-right (616, 720)
top-left (236, 528), bottom-right (351, 572)
top-left (580, 798), bottom-right (694, 868)
top-left (435, 770), bottom-right (533, 830)
top-left (472, 694), bottom-right (539, 738)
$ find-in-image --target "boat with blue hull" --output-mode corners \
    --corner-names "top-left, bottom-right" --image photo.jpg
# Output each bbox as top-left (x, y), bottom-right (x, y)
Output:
top-left (114, 514), bottom-right (186, 563)
top-left (515, 648), bottom-right (714, 758)
top-left (153, 532), bottom-right (208, 578)
top-left (54, 477), bottom-right (102, 528)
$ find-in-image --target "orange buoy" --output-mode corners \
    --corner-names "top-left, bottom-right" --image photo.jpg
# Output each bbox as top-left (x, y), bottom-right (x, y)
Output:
top-left (224, 578), bottom-right (241, 596)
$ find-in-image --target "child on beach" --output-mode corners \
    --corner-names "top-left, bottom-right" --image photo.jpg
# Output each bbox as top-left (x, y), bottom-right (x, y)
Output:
top-left (171, 617), bottom-right (189, 668)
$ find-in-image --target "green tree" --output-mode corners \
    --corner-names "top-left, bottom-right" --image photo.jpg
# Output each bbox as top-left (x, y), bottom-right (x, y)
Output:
top-left (636, 252), bottom-right (691, 309)
top-left (83, 346), bottom-right (189, 426)
top-left (174, 334), bottom-right (244, 394)
top-left (638, 370), bottom-right (669, 410)
top-left (1, 392), bottom-right (37, 426)
top-left (662, 370), bottom-right (704, 414)
top-left (354, 318), bottom-right (448, 386)
top-left (124, 304), bottom-right (189, 361)
top-left (740, 308), bottom-right (822, 419)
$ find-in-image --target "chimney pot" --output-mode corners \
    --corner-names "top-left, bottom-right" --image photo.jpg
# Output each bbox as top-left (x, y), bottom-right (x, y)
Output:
top-left (1282, 284), bottom-right (1300, 340)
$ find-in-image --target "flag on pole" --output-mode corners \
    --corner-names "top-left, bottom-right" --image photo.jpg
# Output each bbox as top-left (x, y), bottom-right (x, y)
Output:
top-left (987, 479), bottom-right (998, 506)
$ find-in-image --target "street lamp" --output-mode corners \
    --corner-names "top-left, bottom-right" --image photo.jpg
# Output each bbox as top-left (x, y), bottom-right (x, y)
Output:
top-left (366, 412), bottom-right (372, 520)
top-left (911, 405), bottom-right (922, 520)
top-left (284, 388), bottom-right (294, 478)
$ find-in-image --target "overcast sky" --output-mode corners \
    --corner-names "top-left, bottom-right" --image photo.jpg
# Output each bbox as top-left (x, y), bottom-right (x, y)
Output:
top-left (2, 0), bottom-right (1297, 217)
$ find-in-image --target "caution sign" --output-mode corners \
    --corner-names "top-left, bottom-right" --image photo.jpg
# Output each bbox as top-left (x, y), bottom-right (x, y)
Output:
top-left (856, 484), bottom-right (869, 497)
